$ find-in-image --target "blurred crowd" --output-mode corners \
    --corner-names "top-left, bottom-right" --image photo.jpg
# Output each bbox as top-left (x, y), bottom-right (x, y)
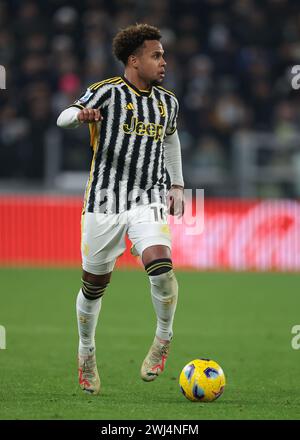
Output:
top-left (1, 0), bottom-right (300, 196)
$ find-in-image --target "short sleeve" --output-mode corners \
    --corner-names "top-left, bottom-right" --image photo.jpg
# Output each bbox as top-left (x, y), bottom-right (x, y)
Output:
top-left (70, 82), bottom-right (113, 110)
top-left (165, 96), bottom-right (179, 136)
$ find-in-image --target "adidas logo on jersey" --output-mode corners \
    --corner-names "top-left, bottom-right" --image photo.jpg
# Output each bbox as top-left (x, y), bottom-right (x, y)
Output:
top-left (125, 103), bottom-right (135, 111)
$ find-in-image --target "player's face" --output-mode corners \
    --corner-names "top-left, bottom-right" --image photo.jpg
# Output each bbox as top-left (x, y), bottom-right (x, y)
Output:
top-left (136, 40), bottom-right (166, 85)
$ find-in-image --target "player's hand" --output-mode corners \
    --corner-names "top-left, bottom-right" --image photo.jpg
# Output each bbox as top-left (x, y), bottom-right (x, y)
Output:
top-left (167, 185), bottom-right (184, 218)
top-left (77, 108), bottom-right (103, 123)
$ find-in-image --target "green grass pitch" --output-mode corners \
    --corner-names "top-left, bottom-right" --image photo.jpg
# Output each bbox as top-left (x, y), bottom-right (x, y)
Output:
top-left (0, 268), bottom-right (300, 420)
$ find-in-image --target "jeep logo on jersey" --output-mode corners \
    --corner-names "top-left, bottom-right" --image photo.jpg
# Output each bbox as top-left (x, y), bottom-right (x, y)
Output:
top-left (122, 116), bottom-right (163, 141)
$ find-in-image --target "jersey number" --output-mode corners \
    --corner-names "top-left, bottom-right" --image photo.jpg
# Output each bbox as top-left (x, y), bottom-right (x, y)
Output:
top-left (151, 206), bottom-right (165, 222)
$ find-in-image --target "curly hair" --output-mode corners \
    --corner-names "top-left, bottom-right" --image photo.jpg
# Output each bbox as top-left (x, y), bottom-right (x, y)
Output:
top-left (112, 24), bottom-right (162, 65)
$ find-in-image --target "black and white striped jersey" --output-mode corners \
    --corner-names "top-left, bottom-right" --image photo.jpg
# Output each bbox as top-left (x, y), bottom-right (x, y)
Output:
top-left (71, 76), bottom-right (179, 214)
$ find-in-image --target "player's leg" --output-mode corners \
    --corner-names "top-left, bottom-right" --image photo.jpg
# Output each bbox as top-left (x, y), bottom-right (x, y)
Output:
top-left (142, 245), bottom-right (178, 342)
top-left (77, 267), bottom-right (114, 395)
top-left (78, 269), bottom-right (112, 356)
top-left (140, 244), bottom-right (178, 381)
top-left (78, 211), bottom-right (126, 395)
top-left (128, 205), bottom-right (178, 381)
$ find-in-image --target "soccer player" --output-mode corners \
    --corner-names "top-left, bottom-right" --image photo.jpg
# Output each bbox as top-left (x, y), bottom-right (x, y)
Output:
top-left (57, 24), bottom-right (184, 395)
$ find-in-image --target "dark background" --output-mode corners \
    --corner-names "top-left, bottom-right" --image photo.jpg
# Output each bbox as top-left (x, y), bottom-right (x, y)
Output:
top-left (1, 0), bottom-right (300, 197)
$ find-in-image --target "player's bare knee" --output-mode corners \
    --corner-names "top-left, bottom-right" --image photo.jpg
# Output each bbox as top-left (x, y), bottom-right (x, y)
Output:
top-left (142, 245), bottom-right (171, 267)
top-left (81, 271), bottom-right (112, 300)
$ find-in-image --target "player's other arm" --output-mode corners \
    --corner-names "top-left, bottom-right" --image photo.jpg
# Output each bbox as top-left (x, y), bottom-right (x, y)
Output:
top-left (164, 130), bottom-right (184, 189)
top-left (164, 130), bottom-right (185, 217)
top-left (164, 95), bottom-right (184, 217)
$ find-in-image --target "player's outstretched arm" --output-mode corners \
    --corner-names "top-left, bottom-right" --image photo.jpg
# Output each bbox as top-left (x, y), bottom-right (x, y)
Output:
top-left (57, 107), bottom-right (103, 129)
top-left (77, 108), bottom-right (103, 123)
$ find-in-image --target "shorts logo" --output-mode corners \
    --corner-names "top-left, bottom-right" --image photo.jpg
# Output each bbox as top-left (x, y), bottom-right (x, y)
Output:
top-left (160, 225), bottom-right (170, 235)
top-left (82, 243), bottom-right (89, 257)
top-left (122, 116), bottom-right (163, 141)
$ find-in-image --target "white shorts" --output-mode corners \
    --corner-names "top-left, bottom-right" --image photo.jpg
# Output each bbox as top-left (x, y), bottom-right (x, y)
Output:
top-left (81, 203), bottom-right (172, 275)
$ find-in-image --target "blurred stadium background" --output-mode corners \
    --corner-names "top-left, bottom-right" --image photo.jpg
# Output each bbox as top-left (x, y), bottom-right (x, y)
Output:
top-left (0, 0), bottom-right (299, 270)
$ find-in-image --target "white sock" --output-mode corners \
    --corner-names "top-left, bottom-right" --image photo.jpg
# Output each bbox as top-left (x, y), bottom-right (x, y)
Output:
top-left (149, 270), bottom-right (178, 341)
top-left (76, 289), bottom-right (102, 356)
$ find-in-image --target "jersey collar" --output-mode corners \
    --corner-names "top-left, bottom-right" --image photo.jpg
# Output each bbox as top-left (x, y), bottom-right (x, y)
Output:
top-left (121, 76), bottom-right (153, 97)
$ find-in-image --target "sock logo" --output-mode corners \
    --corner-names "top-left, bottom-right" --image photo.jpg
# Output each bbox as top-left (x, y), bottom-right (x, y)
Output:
top-left (79, 315), bottom-right (88, 324)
